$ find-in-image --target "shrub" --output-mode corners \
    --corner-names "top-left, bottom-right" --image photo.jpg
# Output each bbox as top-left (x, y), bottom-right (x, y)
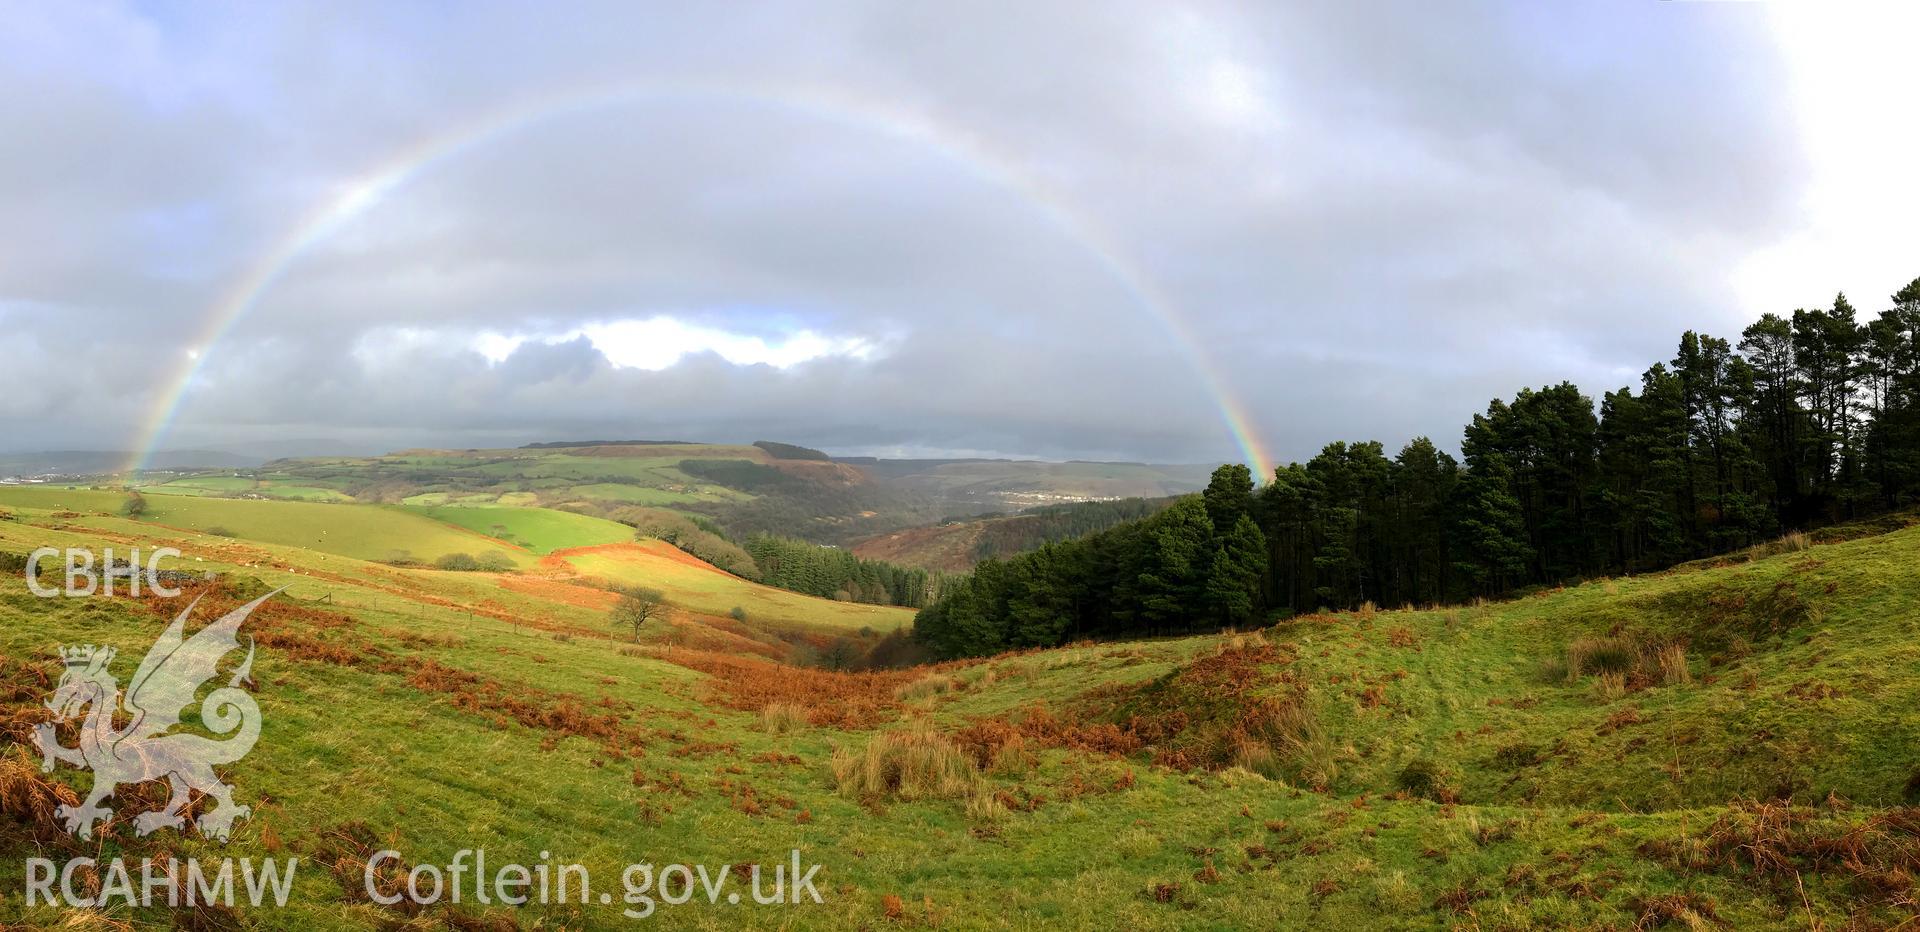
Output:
top-left (613, 507), bottom-right (763, 579)
top-left (205, 526), bottom-right (236, 537)
top-left (761, 702), bottom-right (807, 734)
top-left (862, 629), bottom-right (934, 669)
top-left (957, 665), bottom-right (998, 688)
top-left (1776, 530), bottom-right (1812, 553)
top-left (433, 552), bottom-right (481, 571)
top-left (1231, 739), bottom-right (1283, 780)
top-left (1395, 758), bottom-right (1452, 801)
top-left (1592, 671), bottom-right (1628, 701)
top-left (730, 606), bottom-right (748, 622)
top-left (1492, 742), bottom-right (1540, 769)
top-left (1268, 701), bottom-right (1340, 790)
top-left (1538, 655), bottom-right (1570, 684)
top-left (1566, 637), bottom-right (1634, 681)
top-left (816, 637), bottom-right (860, 672)
top-left (894, 674), bottom-right (958, 702)
top-left (120, 491), bottom-right (148, 518)
top-left (1752, 581), bottom-right (1812, 634)
top-left (964, 789), bottom-right (1008, 823)
top-left (986, 735), bottom-right (1037, 776)
top-left (474, 552), bottom-right (516, 573)
top-left (830, 724), bottom-right (979, 801)
top-left (1654, 644), bottom-right (1691, 686)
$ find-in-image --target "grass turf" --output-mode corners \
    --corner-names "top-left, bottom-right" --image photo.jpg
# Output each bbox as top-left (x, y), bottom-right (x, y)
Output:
top-left (0, 498), bottom-right (1917, 927)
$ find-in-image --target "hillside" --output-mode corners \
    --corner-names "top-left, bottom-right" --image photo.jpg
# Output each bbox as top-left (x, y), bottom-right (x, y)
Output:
top-left (3, 480), bottom-right (1920, 926)
top-left (852, 497), bottom-right (1178, 572)
top-left (116, 446), bottom-right (1215, 549)
top-left (0, 486), bottom-right (533, 568)
top-left (0, 486), bottom-right (906, 654)
top-left (558, 540), bottom-right (914, 635)
top-left (0, 450), bottom-right (260, 478)
top-left (850, 520), bottom-right (987, 572)
top-left (847, 458), bottom-right (1212, 511)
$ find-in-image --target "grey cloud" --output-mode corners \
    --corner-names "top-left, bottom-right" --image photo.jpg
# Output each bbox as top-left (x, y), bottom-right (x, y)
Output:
top-left (0, 1), bottom-right (1809, 467)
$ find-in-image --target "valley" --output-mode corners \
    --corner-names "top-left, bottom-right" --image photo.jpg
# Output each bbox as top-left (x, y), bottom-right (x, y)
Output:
top-left (2, 480), bottom-right (1918, 927)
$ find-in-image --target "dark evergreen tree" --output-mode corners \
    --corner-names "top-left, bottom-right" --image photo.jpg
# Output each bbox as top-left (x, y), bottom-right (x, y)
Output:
top-left (1203, 514), bottom-right (1267, 625)
top-left (1201, 463), bottom-right (1255, 535)
top-left (1135, 498), bottom-right (1213, 634)
top-left (915, 270), bottom-right (1920, 659)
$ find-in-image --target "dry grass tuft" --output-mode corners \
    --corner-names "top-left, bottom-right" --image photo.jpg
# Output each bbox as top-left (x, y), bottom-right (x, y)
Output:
top-left (964, 789), bottom-right (1009, 823)
top-left (1592, 671), bottom-right (1628, 701)
top-left (761, 702), bottom-right (807, 734)
top-left (1628, 893), bottom-right (1721, 929)
top-left (1395, 758), bottom-right (1456, 802)
top-left (1654, 644), bottom-right (1691, 686)
top-left (894, 673), bottom-right (959, 702)
top-left (1230, 739), bottom-right (1281, 779)
top-left (1566, 636), bottom-right (1635, 681)
top-left (832, 723), bottom-right (980, 801)
top-left (0, 748), bottom-right (81, 843)
top-left (1267, 701), bottom-right (1340, 790)
top-left (1562, 635), bottom-right (1693, 692)
top-left (1644, 800), bottom-right (1920, 919)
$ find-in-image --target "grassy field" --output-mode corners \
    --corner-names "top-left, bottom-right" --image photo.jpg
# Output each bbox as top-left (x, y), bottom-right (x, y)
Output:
top-left (126, 446), bottom-right (1213, 551)
top-left (1, 492), bottom-right (1918, 927)
top-left (122, 445), bottom-right (776, 518)
top-left (405, 504), bottom-right (636, 554)
top-left (563, 541), bottom-right (915, 634)
top-left (266, 445), bottom-right (774, 509)
top-left (0, 486), bottom-right (531, 569)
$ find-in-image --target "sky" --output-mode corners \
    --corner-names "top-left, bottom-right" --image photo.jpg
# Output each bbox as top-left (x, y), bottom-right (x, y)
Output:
top-left (1, 1), bottom-right (1916, 469)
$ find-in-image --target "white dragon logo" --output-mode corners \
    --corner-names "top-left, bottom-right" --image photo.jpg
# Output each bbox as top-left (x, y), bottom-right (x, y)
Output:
top-left (30, 591), bottom-right (275, 842)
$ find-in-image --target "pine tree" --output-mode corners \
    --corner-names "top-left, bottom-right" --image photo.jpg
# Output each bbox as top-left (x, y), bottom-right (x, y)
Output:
top-left (1451, 458), bottom-right (1532, 594)
top-left (1392, 437), bottom-right (1457, 604)
top-left (1135, 498), bottom-right (1212, 633)
top-left (1203, 514), bottom-right (1267, 625)
top-left (1202, 463), bottom-right (1254, 535)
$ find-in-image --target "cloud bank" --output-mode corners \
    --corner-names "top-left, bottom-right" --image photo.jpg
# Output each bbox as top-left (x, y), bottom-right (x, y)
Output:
top-left (1, 1), bottom-right (1874, 468)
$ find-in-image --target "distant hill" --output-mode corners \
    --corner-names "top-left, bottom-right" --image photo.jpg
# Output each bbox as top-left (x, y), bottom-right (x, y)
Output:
top-left (752, 440), bottom-right (831, 461)
top-left (0, 449), bottom-right (260, 478)
top-left (850, 458), bottom-right (1214, 511)
top-left (852, 496), bottom-right (1180, 571)
top-left (520, 439), bottom-right (696, 449)
top-left (129, 441), bottom-right (1226, 547)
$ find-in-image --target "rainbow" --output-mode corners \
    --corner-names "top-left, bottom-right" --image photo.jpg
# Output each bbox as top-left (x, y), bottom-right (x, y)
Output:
top-left (125, 78), bottom-right (1273, 481)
